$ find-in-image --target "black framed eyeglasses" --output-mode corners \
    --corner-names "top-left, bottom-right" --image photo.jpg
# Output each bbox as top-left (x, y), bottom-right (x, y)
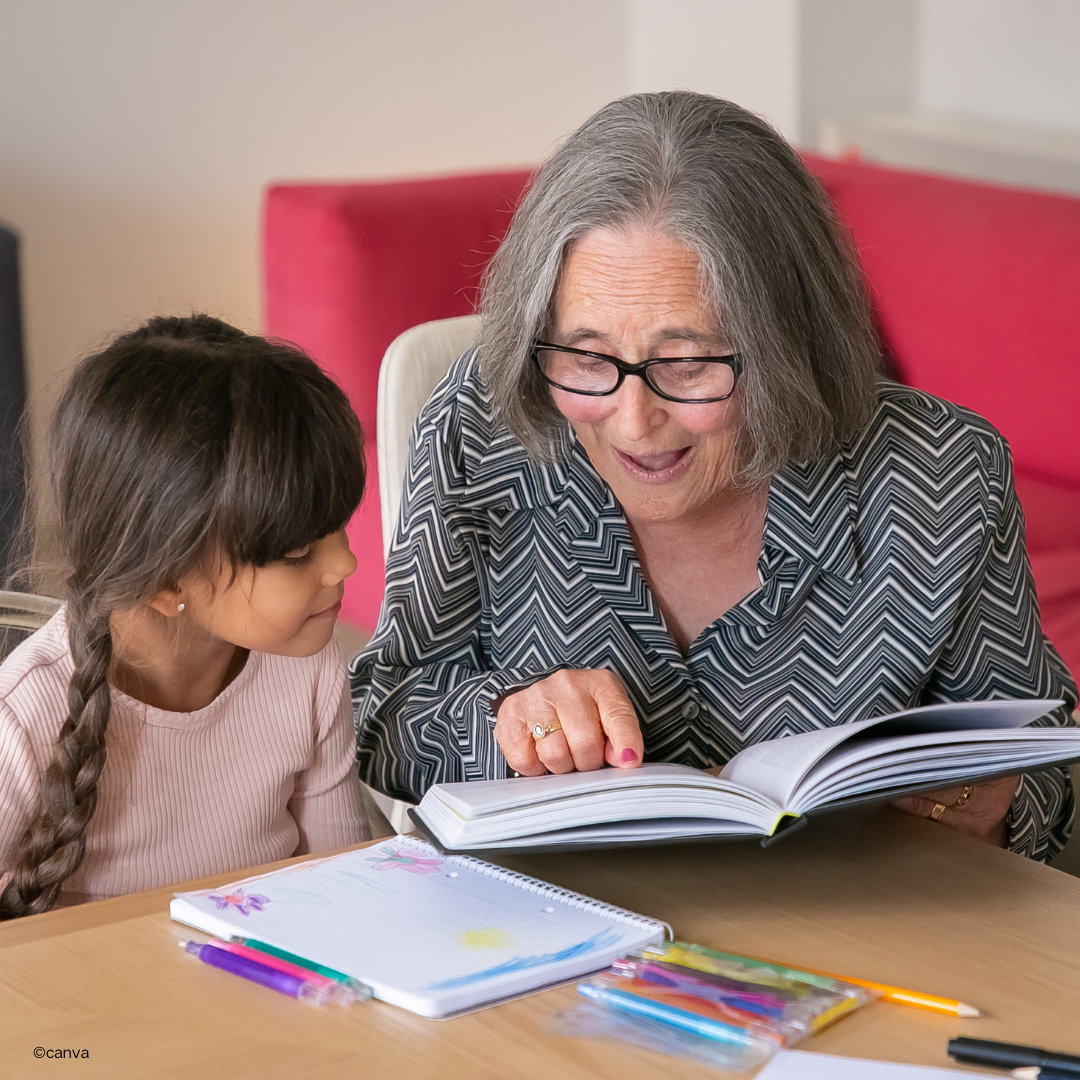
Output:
top-left (531, 340), bottom-right (743, 404)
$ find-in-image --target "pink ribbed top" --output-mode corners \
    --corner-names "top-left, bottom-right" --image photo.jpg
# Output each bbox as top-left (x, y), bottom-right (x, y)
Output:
top-left (0, 608), bottom-right (369, 907)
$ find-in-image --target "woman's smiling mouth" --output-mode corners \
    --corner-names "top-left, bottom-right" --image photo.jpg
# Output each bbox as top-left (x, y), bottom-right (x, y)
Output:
top-left (615, 446), bottom-right (693, 481)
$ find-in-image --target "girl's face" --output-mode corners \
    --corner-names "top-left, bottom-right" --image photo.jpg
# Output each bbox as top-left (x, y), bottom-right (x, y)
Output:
top-left (177, 528), bottom-right (357, 657)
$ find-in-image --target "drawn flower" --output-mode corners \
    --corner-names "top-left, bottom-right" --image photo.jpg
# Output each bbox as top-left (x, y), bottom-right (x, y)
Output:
top-left (207, 889), bottom-right (270, 915)
top-left (365, 846), bottom-right (443, 875)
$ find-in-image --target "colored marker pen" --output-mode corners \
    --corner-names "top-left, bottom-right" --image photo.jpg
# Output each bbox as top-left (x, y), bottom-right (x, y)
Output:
top-left (210, 939), bottom-right (363, 1005)
top-left (578, 980), bottom-right (761, 1048)
top-left (233, 937), bottom-right (371, 999)
top-left (180, 940), bottom-right (334, 1005)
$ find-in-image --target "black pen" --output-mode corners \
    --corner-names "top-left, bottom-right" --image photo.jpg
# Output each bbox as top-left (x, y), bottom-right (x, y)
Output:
top-left (948, 1038), bottom-right (1080, 1077)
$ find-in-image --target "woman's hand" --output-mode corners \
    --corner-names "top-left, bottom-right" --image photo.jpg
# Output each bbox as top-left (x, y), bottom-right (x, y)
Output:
top-left (493, 669), bottom-right (644, 776)
top-left (891, 776), bottom-right (1018, 847)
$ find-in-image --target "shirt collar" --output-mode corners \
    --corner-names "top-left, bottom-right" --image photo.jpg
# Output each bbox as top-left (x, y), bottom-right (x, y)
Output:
top-left (463, 409), bottom-right (861, 585)
top-left (762, 450), bottom-right (862, 585)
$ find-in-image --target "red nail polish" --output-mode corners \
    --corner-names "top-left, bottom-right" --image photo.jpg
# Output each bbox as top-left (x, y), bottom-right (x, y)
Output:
top-left (621, 748), bottom-right (638, 764)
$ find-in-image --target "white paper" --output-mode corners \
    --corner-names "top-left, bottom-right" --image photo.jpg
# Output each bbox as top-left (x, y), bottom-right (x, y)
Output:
top-left (756, 1050), bottom-right (981, 1079)
top-left (170, 836), bottom-right (664, 1018)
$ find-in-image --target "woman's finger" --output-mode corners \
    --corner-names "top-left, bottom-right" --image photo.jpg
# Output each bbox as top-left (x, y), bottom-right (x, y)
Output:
top-left (493, 669), bottom-right (640, 777)
top-left (891, 784), bottom-right (966, 819)
top-left (493, 694), bottom-right (548, 776)
top-left (534, 727), bottom-right (576, 773)
top-left (552, 677), bottom-right (606, 772)
top-left (592, 672), bottom-right (643, 768)
top-left (891, 776), bottom-right (1017, 846)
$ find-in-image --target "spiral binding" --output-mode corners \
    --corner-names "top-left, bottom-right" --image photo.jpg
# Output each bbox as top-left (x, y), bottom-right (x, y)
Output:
top-left (394, 834), bottom-right (673, 940)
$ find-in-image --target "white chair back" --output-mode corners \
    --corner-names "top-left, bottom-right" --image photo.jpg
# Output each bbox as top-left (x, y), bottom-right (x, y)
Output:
top-left (0, 590), bottom-right (61, 660)
top-left (377, 315), bottom-right (480, 560)
top-left (0, 590), bottom-right (61, 632)
top-left (369, 315), bottom-right (480, 831)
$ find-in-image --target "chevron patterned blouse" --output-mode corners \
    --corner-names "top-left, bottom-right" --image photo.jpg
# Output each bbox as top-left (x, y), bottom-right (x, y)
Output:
top-left (352, 349), bottom-right (1077, 861)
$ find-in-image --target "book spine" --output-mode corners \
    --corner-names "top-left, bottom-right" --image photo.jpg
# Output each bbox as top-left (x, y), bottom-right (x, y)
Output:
top-left (393, 835), bottom-right (672, 939)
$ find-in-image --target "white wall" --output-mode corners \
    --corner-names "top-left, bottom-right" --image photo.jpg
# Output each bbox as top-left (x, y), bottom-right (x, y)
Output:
top-left (0, 0), bottom-right (623, 429)
top-left (5, 0), bottom-right (1079, 439)
top-left (625, 0), bottom-right (801, 140)
top-left (800, 0), bottom-right (918, 146)
top-left (916, 0), bottom-right (1080, 133)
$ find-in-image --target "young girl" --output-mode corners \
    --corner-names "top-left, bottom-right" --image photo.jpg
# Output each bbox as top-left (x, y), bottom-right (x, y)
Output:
top-left (0, 314), bottom-right (370, 918)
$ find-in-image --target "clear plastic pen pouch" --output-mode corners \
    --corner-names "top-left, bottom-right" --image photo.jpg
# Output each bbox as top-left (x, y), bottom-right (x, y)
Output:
top-left (552, 974), bottom-right (780, 1072)
top-left (551, 944), bottom-right (879, 1072)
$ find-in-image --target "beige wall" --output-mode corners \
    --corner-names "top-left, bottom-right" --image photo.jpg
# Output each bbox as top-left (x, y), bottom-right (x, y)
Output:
top-left (0, 0), bottom-right (623, 435)
top-left (5, 0), bottom-right (1078, 438)
top-left (626, 0), bottom-right (801, 139)
top-left (917, 0), bottom-right (1080, 132)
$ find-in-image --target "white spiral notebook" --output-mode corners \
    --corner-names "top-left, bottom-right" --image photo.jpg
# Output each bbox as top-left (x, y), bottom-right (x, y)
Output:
top-left (170, 835), bottom-right (668, 1018)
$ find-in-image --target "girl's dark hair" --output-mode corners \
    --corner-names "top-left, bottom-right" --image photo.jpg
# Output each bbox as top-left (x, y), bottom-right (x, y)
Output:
top-left (0, 314), bottom-right (365, 919)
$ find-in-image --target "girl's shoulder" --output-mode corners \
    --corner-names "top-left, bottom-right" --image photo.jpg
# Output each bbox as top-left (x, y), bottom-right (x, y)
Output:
top-left (242, 635), bottom-right (346, 720)
top-left (0, 609), bottom-right (72, 745)
top-left (0, 608), bottom-right (72, 705)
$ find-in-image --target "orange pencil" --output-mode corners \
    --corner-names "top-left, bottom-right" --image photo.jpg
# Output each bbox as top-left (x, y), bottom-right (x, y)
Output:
top-left (647, 943), bottom-right (982, 1018)
top-left (755, 959), bottom-right (982, 1018)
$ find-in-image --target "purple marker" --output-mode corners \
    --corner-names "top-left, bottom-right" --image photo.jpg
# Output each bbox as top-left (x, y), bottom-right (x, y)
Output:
top-left (180, 940), bottom-right (333, 1005)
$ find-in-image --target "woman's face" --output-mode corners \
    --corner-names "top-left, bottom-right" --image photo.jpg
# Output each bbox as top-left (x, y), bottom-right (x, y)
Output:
top-left (548, 225), bottom-right (743, 525)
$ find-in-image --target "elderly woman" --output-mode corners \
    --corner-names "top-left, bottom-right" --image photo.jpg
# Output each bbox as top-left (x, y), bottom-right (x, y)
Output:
top-left (352, 92), bottom-right (1076, 861)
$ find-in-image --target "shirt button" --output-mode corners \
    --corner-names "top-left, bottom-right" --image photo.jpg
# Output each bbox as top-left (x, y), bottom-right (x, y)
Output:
top-left (681, 701), bottom-right (700, 720)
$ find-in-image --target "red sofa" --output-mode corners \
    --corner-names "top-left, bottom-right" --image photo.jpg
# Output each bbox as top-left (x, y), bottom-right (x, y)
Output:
top-left (263, 158), bottom-right (1080, 680)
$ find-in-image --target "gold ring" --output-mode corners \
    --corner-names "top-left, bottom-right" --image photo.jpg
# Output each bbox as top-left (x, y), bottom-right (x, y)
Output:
top-left (952, 785), bottom-right (974, 808)
top-left (531, 720), bottom-right (562, 741)
top-left (929, 802), bottom-right (947, 821)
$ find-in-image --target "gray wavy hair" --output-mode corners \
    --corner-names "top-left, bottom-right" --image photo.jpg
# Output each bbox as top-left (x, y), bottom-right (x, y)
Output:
top-left (479, 91), bottom-right (881, 484)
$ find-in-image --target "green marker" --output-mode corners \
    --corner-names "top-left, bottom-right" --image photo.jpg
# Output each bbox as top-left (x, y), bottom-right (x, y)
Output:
top-left (233, 937), bottom-right (372, 999)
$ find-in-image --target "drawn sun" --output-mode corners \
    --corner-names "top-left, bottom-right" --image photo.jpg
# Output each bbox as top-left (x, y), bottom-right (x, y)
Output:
top-left (456, 928), bottom-right (514, 951)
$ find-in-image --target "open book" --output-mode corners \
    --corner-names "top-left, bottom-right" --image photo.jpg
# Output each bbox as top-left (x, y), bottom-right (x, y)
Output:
top-left (412, 699), bottom-right (1080, 852)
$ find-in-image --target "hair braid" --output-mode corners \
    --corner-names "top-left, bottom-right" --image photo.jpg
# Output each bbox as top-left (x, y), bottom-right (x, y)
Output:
top-left (0, 596), bottom-right (112, 918)
top-left (1, 312), bottom-right (364, 918)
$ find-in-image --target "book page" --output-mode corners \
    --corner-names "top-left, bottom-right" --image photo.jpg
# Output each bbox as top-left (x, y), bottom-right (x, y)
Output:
top-left (718, 699), bottom-right (1062, 808)
top-left (792, 728), bottom-right (1080, 811)
top-left (421, 764), bottom-right (780, 846)
top-left (431, 763), bottom-right (720, 816)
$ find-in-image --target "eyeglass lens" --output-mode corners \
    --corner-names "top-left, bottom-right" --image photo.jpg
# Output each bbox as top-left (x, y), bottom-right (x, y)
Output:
top-left (536, 347), bottom-right (736, 401)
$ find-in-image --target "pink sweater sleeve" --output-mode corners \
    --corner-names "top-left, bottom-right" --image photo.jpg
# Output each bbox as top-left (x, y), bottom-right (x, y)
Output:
top-left (287, 647), bottom-right (370, 855)
top-left (0, 700), bottom-right (38, 885)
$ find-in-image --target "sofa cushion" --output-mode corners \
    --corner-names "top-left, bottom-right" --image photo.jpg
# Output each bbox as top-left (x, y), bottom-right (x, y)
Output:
top-left (806, 155), bottom-right (1080, 492)
top-left (1014, 471), bottom-right (1080, 554)
top-left (1028, 547), bottom-right (1080, 681)
top-left (263, 170), bottom-right (532, 629)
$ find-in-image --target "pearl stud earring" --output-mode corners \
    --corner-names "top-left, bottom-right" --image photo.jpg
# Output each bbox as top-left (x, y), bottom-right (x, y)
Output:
top-left (177, 603), bottom-right (185, 612)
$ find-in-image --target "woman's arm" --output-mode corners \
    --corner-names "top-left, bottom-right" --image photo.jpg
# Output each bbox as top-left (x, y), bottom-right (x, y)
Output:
top-left (351, 367), bottom-right (568, 803)
top-left (911, 434), bottom-right (1077, 861)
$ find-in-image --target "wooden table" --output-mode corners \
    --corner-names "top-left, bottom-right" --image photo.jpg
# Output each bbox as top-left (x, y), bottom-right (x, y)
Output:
top-left (3, 807), bottom-right (1079, 1080)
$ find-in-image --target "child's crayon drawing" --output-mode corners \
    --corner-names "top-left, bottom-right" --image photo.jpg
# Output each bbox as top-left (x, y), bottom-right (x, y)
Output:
top-left (457, 928), bottom-right (514, 951)
top-left (365, 846), bottom-right (443, 875)
top-left (207, 888), bottom-right (269, 916)
top-left (426, 928), bottom-right (623, 990)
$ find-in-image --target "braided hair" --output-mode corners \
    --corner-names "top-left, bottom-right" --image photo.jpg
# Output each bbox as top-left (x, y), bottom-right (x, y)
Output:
top-left (0, 315), bottom-right (365, 917)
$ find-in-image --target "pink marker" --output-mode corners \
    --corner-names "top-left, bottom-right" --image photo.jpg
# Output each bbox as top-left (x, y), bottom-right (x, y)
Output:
top-left (205, 939), bottom-right (359, 1005)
